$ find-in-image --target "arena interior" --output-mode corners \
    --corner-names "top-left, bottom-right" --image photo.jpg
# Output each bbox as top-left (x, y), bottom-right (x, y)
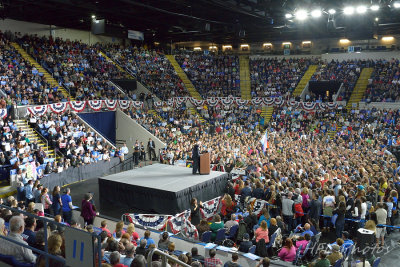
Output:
top-left (1, 0), bottom-right (400, 266)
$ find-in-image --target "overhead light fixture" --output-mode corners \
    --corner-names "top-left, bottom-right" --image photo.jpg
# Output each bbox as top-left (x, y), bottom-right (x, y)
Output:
top-left (263, 43), bottom-right (272, 46)
top-left (282, 42), bottom-right (291, 45)
top-left (339, 39), bottom-right (350, 44)
top-left (302, 41), bottom-right (311, 44)
top-left (311, 9), bottom-right (322, 18)
top-left (343, 6), bottom-right (355, 15)
top-left (209, 46), bottom-right (217, 50)
top-left (394, 2), bottom-right (400, 8)
top-left (370, 5), bottom-right (380, 11)
top-left (375, 17), bottom-right (379, 21)
top-left (285, 13), bottom-right (293, 19)
top-left (222, 45), bottom-right (232, 49)
top-left (240, 44), bottom-right (249, 48)
top-left (91, 15), bottom-right (96, 19)
top-left (328, 9), bottom-right (336, 15)
top-left (382, 36), bottom-right (394, 41)
top-left (194, 47), bottom-right (202, 51)
top-left (295, 9), bottom-right (308, 20)
top-left (356, 6), bottom-right (367, 14)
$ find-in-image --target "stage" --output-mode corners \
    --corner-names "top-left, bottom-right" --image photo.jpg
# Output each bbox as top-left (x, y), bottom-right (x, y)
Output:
top-left (98, 164), bottom-right (229, 214)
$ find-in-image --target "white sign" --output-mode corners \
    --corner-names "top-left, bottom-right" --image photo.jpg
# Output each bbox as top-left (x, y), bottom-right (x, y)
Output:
top-left (128, 30), bottom-right (144, 41)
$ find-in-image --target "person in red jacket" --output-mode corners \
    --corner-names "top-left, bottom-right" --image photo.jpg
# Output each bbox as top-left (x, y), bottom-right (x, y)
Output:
top-left (80, 193), bottom-right (98, 226)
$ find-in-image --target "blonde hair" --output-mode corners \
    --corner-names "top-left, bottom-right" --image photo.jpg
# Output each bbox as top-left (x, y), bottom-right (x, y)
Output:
top-left (48, 234), bottom-right (63, 255)
top-left (126, 223), bottom-right (136, 235)
top-left (270, 218), bottom-right (277, 226)
top-left (115, 221), bottom-right (124, 232)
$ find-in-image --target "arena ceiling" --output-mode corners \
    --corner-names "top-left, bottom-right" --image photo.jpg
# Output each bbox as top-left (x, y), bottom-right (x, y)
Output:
top-left (2, 0), bottom-right (400, 43)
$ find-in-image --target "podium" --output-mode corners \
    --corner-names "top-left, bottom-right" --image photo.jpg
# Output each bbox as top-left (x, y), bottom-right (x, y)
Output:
top-left (199, 153), bottom-right (210, 174)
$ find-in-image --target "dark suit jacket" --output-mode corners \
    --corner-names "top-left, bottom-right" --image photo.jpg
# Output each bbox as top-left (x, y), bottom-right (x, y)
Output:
top-left (239, 240), bottom-right (253, 253)
top-left (309, 199), bottom-right (322, 221)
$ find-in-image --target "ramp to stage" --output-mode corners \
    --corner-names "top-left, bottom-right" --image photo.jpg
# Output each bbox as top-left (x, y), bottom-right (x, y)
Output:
top-left (99, 164), bottom-right (228, 214)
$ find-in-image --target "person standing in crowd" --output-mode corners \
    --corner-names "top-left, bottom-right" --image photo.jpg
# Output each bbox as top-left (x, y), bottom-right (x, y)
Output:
top-left (282, 192), bottom-right (295, 233)
top-left (52, 186), bottom-right (62, 216)
top-left (190, 198), bottom-right (203, 226)
top-left (24, 179), bottom-right (34, 205)
top-left (40, 187), bottom-right (52, 215)
top-left (147, 138), bottom-right (156, 161)
top-left (133, 140), bottom-right (140, 167)
top-left (376, 202), bottom-right (387, 247)
top-left (333, 201), bottom-right (346, 238)
top-left (61, 188), bottom-right (73, 225)
top-left (81, 193), bottom-right (98, 226)
top-left (140, 141), bottom-right (146, 161)
top-left (192, 142), bottom-right (200, 175)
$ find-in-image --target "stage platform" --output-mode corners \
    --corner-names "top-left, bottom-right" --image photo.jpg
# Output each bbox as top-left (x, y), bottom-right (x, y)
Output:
top-left (98, 164), bottom-right (229, 214)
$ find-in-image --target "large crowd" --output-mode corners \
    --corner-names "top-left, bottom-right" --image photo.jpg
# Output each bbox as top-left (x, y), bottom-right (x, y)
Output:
top-left (176, 53), bottom-right (240, 98)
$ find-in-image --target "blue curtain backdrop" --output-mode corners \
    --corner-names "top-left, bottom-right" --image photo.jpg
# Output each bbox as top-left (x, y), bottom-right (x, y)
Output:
top-left (78, 112), bottom-right (116, 144)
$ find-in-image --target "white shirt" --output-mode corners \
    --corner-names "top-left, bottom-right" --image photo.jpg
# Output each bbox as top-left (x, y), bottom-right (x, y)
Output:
top-left (0, 232), bottom-right (37, 263)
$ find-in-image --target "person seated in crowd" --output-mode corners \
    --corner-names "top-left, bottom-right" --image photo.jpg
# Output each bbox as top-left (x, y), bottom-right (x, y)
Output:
top-left (140, 230), bottom-right (155, 248)
top-left (295, 233), bottom-right (310, 254)
top-left (278, 238), bottom-right (296, 262)
top-left (238, 233), bottom-right (253, 253)
top-left (204, 249), bottom-right (223, 267)
top-left (255, 220), bottom-right (269, 244)
top-left (312, 250), bottom-right (330, 267)
top-left (210, 214), bottom-right (224, 242)
top-left (224, 252), bottom-right (242, 267)
top-left (327, 244), bottom-right (343, 265)
top-left (158, 231), bottom-right (170, 251)
top-left (135, 239), bottom-right (147, 256)
top-left (256, 257), bottom-right (270, 267)
top-left (224, 214), bottom-right (239, 234)
top-left (36, 233), bottom-right (65, 267)
top-left (101, 220), bottom-right (112, 237)
top-left (301, 223), bottom-right (314, 237)
top-left (191, 247), bottom-right (205, 263)
top-left (0, 216), bottom-right (36, 263)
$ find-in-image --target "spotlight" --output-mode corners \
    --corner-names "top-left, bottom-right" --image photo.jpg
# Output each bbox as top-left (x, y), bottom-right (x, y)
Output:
top-left (394, 2), bottom-right (400, 8)
top-left (311, 9), bottom-right (322, 18)
top-left (375, 17), bottom-right (379, 21)
top-left (356, 6), bottom-right (367, 14)
top-left (91, 14), bottom-right (96, 19)
top-left (295, 9), bottom-right (308, 20)
top-left (328, 9), bottom-right (336, 15)
top-left (343, 6), bottom-right (355, 15)
top-left (382, 36), bottom-right (394, 41)
top-left (370, 5), bottom-right (380, 11)
top-left (285, 13), bottom-right (293, 19)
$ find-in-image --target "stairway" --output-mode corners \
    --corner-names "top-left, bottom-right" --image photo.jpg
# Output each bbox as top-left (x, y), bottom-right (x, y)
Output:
top-left (292, 65), bottom-right (318, 97)
top-left (261, 106), bottom-right (274, 126)
top-left (346, 68), bottom-right (374, 110)
top-left (239, 55), bottom-right (252, 100)
top-left (99, 51), bottom-right (132, 79)
top-left (327, 113), bottom-right (342, 139)
top-left (189, 107), bottom-right (207, 125)
top-left (10, 42), bottom-right (74, 101)
top-left (14, 119), bottom-right (56, 159)
top-left (165, 55), bottom-right (202, 100)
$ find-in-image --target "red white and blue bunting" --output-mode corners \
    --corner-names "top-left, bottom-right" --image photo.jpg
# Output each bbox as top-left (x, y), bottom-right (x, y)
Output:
top-left (118, 100), bottom-right (131, 110)
top-left (206, 98), bottom-right (219, 107)
top-left (69, 101), bottom-right (86, 112)
top-left (124, 214), bottom-right (171, 230)
top-left (132, 101), bottom-right (143, 109)
top-left (49, 102), bottom-right (68, 114)
top-left (104, 100), bottom-right (118, 111)
top-left (0, 109), bottom-right (7, 119)
top-left (28, 105), bottom-right (48, 116)
top-left (88, 100), bottom-right (103, 111)
top-left (154, 101), bottom-right (164, 108)
top-left (200, 196), bottom-right (222, 220)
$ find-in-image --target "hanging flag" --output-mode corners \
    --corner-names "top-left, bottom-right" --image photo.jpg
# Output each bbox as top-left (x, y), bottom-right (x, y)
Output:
top-left (260, 131), bottom-right (269, 152)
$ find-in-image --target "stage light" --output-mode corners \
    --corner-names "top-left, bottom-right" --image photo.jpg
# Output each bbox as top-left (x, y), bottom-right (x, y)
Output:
top-left (263, 43), bottom-right (272, 47)
top-left (343, 6), bottom-right (355, 15)
top-left (209, 46), bottom-right (217, 50)
top-left (285, 13), bottom-right (293, 19)
top-left (91, 14), bottom-right (96, 19)
top-left (356, 5), bottom-right (367, 14)
top-left (240, 44), bottom-right (249, 48)
top-left (340, 39), bottom-right (350, 44)
top-left (295, 9), bottom-right (308, 20)
top-left (328, 9), bottom-right (336, 14)
top-left (375, 17), bottom-right (379, 21)
top-left (311, 9), bottom-right (322, 18)
top-left (302, 41), bottom-right (311, 44)
top-left (394, 2), bottom-right (400, 8)
top-left (382, 36), bottom-right (394, 41)
top-left (370, 5), bottom-right (380, 11)
top-left (193, 47), bottom-right (201, 51)
top-left (282, 42), bottom-right (291, 45)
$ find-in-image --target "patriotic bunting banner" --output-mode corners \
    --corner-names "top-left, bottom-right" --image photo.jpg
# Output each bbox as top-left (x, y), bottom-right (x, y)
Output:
top-left (88, 100), bottom-right (103, 111)
top-left (274, 97), bottom-right (285, 106)
top-left (300, 102), bottom-right (317, 112)
top-left (190, 98), bottom-right (206, 106)
top-left (154, 101), bottom-right (164, 108)
top-left (69, 101), bottom-right (86, 112)
top-left (132, 101), bottom-right (143, 109)
top-left (118, 100), bottom-right (131, 110)
top-left (327, 102), bottom-right (338, 109)
top-left (206, 98), bottom-right (219, 107)
top-left (236, 99), bottom-right (249, 107)
top-left (221, 97), bottom-right (234, 107)
top-left (104, 100), bottom-right (118, 111)
top-left (287, 100), bottom-right (298, 108)
top-left (0, 109), bottom-right (7, 119)
top-left (28, 105), bottom-right (48, 116)
top-left (124, 214), bottom-right (171, 230)
top-left (200, 196), bottom-right (222, 220)
top-left (263, 97), bottom-right (275, 106)
top-left (251, 97), bottom-right (263, 106)
top-left (49, 102), bottom-right (68, 114)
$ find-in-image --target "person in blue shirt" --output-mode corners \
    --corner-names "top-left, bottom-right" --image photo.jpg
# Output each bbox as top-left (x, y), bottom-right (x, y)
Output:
top-left (139, 230), bottom-right (155, 248)
top-left (61, 188), bottom-right (73, 225)
top-left (301, 223), bottom-right (315, 237)
top-left (24, 180), bottom-right (34, 205)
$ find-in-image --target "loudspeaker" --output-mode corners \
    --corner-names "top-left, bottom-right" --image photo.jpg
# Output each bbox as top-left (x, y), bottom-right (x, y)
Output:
top-left (356, 228), bottom-right (375, 256)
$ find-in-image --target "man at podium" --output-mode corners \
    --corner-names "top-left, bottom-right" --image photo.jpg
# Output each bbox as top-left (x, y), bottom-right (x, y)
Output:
top-left (192, 142), bottom-right (200, 175)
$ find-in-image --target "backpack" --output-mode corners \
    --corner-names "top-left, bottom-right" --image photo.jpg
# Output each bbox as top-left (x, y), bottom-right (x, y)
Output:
top-left (236, 221), bottom-right (248, 241)
top-left (255, 239), bottom-right (268, 257)
top-left (222, 239), bottom-right (236, 248)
